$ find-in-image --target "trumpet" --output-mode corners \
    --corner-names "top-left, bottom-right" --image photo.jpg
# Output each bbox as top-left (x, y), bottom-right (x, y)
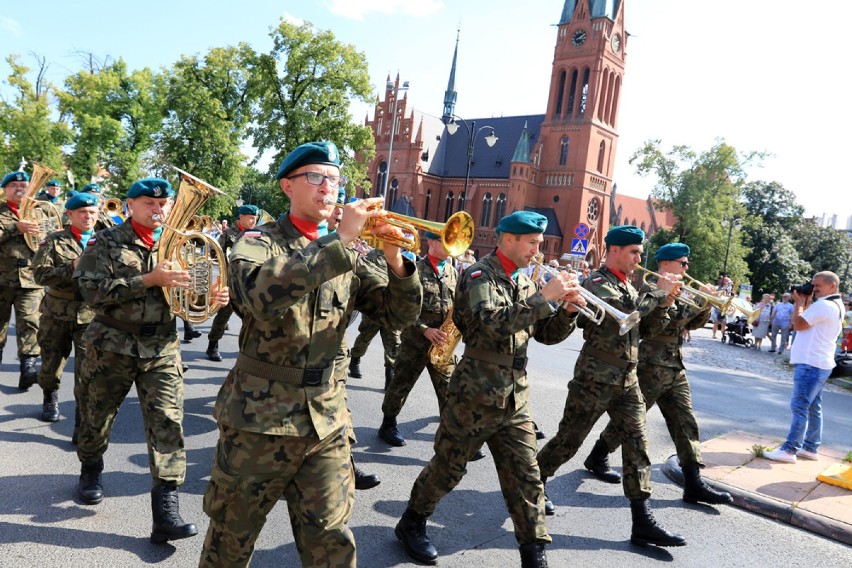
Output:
top-left (530, 256), bottom-right (640, 335)
top-left (324, 197), bottom-right (473, 257)
top-left (632, 266), bottom-right (700, 308)
top-left (681, 272), bottom-right (733, 311)
top-left (104, 197), bottom-right (126, 222)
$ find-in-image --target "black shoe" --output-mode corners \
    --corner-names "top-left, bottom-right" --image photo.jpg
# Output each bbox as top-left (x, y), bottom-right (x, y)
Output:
top-left (395, 508), bottom-right (438, 565)
top-left (471, 448), bottom-right (486, 461)
top-left (18, 356), bottom-right (38, 391)
top-left (378, 415), bottom-right (406, 447)
top-left (354, 466), bottom-right (381, 490)
top-left (182, 324), bottom-right (202, 343)
top-left (181, 364), bottom-right (189, 373)
top-left (519, 542), bottom-right (548, 568)
top-left (534, 422), bottom-right (546, 440)
top-left (542, 478), bottom-right (555, 516)
top-left (206, 340), bottom-right (222, 362)
top-left (682, 464), bottom-right (733, 505)
top-left (150, 485), bottom-right (198, 543)
top-left (349, 357), bottom-right (362, 379)
top-left (584, 439), bottom-right (622, 484)
top-left (78, 460), bottom-right (104, 505)
top-left (384, 365), bottom-right (395, 390)
top-left (630, 499), bottom-right (687, 547)
top-left (40, 389), bottom-right (60, 422)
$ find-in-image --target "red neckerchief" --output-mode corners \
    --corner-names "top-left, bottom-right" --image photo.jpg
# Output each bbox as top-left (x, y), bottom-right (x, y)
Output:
top-left (495, 249), bottom-right (519, 281)
top-left (609, 266), bottom-right (628, 284)
top-left (70, 226), bottom-right (85, 243)
top-left (237, 222), bottom-right (246, 232)
top-left (6, 202), bottom-right (20, 219)
top-left (131, 219), bottom-right (155, 250)
top-left (289, 214), bottom-right (319, 241)
top-left (427, 254), bottom-right (441, 275)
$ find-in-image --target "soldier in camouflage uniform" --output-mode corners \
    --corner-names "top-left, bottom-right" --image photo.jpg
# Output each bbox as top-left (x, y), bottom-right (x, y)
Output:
top-left (588, 242), bottom-right (733, 506)
top-left (396, 211), bottom-right (583, 568)
top-left (74, 177), bottom-right (229, 544)
top-left (348, 278), bottom-right (402, 388)
top-left (79, 183), bottom-right (118, 230)
top-left (36, 179), bottom-right (66, 211)
top-left (198, 141), bottom-right (422, 568)
top-left (0, 170), bottom-right (44, 390)
top-left (205, 204), bottom-right (259, 362)
top-left (536, 225), bottom-right (688, 548)
top-left (32, 193), bottom-right (99, 430)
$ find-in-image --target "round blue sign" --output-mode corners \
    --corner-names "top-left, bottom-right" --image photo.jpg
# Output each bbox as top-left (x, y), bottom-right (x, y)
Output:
top-left (574, 223), bottom-right (590, 238)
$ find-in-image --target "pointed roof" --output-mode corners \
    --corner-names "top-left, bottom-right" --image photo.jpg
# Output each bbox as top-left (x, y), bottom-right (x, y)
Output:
top-left (446, 27), bottom-right (459, 94)
top-left (560, 0), bottom-right (620, 24)
top-left (442, 27), bottom-right (460, 124)
top-left (512, 121), bottom-right (530, 163)
top-left (560, 0), bottom-right (577, 24)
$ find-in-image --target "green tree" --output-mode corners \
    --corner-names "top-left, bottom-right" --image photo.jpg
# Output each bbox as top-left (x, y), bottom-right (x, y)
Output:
top-left (0, 54), bottom-right (69, 173)
top-left (237, 166), bottom-right (284, 221)
top-left (58, 57), bottom-right (161, 194)
top-left (250, 19), bottom-right (375, 192)
top-left (793, 222), bottom-right (852, 291)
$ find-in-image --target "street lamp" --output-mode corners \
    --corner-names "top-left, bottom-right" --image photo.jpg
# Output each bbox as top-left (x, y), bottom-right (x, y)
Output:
top-left (722, 215), bottom-right (742, 275)
top-left (235, 196), bottom-right (244, 207)
top-left (445, 115), bottom-right (498, 194)
top-left (383, 79), bottom-right (410, 199)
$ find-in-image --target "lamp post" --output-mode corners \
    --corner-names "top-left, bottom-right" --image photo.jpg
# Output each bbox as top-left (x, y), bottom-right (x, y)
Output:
top-left (445, 115), bottom-right (498, 195)
top-left (722, 215), bottom-right (741, 275)
top-left (383, 79), bottom-right (409, 199)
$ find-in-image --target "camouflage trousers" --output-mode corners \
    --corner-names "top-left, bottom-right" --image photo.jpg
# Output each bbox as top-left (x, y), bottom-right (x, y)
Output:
top-left (0, 286), bottom-right (43, 357)
top-left (349, 316), bottom-right (400, 367)
top-left (207, 301), bottom-right (234, 342)
top-left (537, 377), bottom-right (652, 501)
top-left (408, 394), bottom-right (550, 546)
top-left (76, 344), bottom-right (186, 485)
top-left (199, 424), bottom-right (356, 568)
top-left (36, 316), bottom-right (88, 392)
top-left (383, 337), bottom-right (451, 417)
top-left (600, 366), bottom-right (703, 467)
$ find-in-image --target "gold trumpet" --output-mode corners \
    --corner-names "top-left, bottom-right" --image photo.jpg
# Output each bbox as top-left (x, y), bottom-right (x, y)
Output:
top-left (632, 266), bottom-right (700, 308)
top-left (530, 256), bottom-right (640, 335)
top-left (104, 197), bottom-right (126, 221)
top-left (325, 197), bottom-right (473, 257)
top-left (681, 273), bottom-right (733, 311)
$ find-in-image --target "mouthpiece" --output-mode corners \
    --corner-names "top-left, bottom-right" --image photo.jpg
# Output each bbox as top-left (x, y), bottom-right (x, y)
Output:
top-left (152, 214), bottom-right (164, 221)
top-left (322, 197), bottom-right (336, 205)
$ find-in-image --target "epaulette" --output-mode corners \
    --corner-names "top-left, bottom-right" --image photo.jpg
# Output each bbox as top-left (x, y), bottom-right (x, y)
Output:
top-left (470, 270), bottom-right (482, 279)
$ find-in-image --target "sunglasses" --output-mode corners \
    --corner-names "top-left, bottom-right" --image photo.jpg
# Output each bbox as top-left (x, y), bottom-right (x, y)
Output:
top-left (678, 260), bottom-right (689, 267)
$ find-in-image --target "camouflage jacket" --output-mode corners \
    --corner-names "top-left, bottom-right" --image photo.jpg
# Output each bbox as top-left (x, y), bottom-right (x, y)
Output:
top-left (215, 215), bottom-right (423, 439)
top-left (638, 285), bottom-right (711, 369)
top-left (36, 194), bottom-right (66, 212)
top-left (217, 224), bottom-right (242, 257)
top-left (74, 221), bottom-right (179, 358)
top-left (0, 202), bottom-right (39, 288)
top-left (32, 227), bottom-right (94, 324)
top-left (575, 266), bottom-right (670, 385)
top-left (450, 252), bottom-right (578, 411)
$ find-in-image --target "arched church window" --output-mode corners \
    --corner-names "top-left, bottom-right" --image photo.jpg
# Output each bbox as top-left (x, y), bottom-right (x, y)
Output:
top-left (424, 189), bottom-right (432, 218)
top-left (555, 70), bottom-right (566, 117)
top-left (597, 141), bottom-right (606, 173)
top-left (458, 191), bottom-right (466, 212)
top-left (494, 193), bottom-right (507, 225)
top-left (559, 137), bottom-right (570, 166)
top-left (376, 161), bottom-right (387, 198)
top-left (587, 198), bottom-right (601, 223)
top-left (444, 191), bottom-right (454, 221)
top-left (388, 178), bottom-right (399, 209)
top-left (481, 193), bottom-right (492, 227)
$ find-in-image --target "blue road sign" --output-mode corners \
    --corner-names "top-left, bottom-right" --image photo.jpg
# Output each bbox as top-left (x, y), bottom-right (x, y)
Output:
top-left (570, 238), bottom-right (588, 256)
top-left (574, 223), bottom-right (590, 238)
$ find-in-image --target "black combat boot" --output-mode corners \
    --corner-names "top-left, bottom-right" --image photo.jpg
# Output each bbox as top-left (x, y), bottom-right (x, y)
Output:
top-left (40, 388), bottom-right (60, 422)
top-left (150, 484), bottom-right (198, 543)
top-left (395, 508), bottom-right (438, 565)
top-left (630, 499), bottom-right (687, 547)
top-left (471, 447), bottom-right (486, 461)
top-left (584, 439), bottom-right (622, 484)
top-left (78, 459), bottom-right (104, 505)
top-left (519, 543), bottom-right (549, 568)
top-left (18, 356), bottom-right (38, 391)
top-left (206, 340), bottom-right (222, 362)
top-left (384, 365), bottom-right (395, 390)
top-left (349, 357), bottom-right (363, 378)
top-left (354, 466), bottom-right (381, 490)
top-left (182, 322), bottom-right (202, 343)
top-left (533, 422), bottom-right (546, 440)
top-left (378, 415), bottom-right (406, 447)
top-left (682, 463), bottom-right (733, 505)
top-left (541, 477), bottom-right (555, 516)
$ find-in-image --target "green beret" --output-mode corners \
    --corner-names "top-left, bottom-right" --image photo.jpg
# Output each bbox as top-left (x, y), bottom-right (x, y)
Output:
top-left (45, 180), bottom-right (61, 188)
top-left (276, 141), bottom-right (340, 180)
top-left (1, 171), bottom-right (29, 187)
top-left (337, 186), bottom-right (347, 204)
top-left (65, 192), bottom-right (100, 210)
top-left (81, 183), bottom-right (101, 194)
top-left (238, 204), bottom-right (259, 216)
top-left (126, 178), bottom-right (175, 199)
top-left (495, 211), bottom-right (548, 234)
top-left (655, 242), bottom-right (690, 261)
top-left (605, 225), bottom-right (645, 246)
top-left (424, 231), bottom-right (441, 241)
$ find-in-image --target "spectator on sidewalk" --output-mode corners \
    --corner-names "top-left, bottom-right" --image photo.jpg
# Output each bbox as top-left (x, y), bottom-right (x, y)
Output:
top-left (764, 272), bottom-right (844, 463)
top-left (751, 294), bottom-right (773, 350)
top-left (769, 293), bottom-right (793, 353)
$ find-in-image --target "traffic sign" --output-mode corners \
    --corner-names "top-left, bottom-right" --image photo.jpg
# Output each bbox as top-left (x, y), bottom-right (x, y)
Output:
top-left (569, 238), bottom-right (588, 256)
top-left (574, 223), bottom-right (590, 238)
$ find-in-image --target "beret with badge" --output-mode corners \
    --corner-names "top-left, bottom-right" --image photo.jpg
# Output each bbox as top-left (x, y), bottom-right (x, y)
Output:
top-left (1, 171), bottom-right (30, 188)
top-left (81, 183), bottom-right (101, 194)
top-left (126, 178), bottom-right (175, 199)
top-left (655, 242), bottom-right (690, 261)
top-left (237, 204), bottom-right (259, 216)
top-left (495, 210), bottom-right (548, 235)
top-left (46, 180), bottom-right (61, 188)
top-left (605, 225), bottom-right (645, 246)
top-left (65, 192), bottom-right (100, 211)
top-left (276, 141), bottom-right (341, 180)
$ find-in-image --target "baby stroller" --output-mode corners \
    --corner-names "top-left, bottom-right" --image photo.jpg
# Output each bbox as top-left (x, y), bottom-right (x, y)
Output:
top-left (722, 316), bottom-right (753, 347)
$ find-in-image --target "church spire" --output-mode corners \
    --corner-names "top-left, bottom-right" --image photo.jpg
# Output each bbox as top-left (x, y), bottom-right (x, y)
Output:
top-left (442, 26), bottom-right (460, 124)
top-left (512, 121), bottom-right (530, 163)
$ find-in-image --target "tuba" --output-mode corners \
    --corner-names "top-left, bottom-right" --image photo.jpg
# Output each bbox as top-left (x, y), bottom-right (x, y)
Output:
top-left (428, 307), bottom-right (462, 373)
top-left (19, 162), bottom-right (64, 252)
top-left (156, 167), bottom-right (228, 323)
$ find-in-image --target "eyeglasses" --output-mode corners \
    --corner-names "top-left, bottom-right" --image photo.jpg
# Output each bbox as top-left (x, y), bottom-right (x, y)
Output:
top-left (287, 171), bottom-right (344, 188)
top-left (679, 261), bottom-right (689, 267)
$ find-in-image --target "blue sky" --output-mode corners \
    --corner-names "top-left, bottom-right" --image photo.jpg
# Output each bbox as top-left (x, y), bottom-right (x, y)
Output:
top-left (1, 0), bottom-right (849, 219)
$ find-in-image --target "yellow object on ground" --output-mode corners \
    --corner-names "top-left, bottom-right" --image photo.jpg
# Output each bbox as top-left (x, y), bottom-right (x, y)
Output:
top-left (818, 463), bottom-right (852, 490)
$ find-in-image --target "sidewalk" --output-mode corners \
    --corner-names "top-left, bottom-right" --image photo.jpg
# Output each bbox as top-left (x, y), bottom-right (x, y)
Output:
top-left (663, 431), bottom-right (852, 546)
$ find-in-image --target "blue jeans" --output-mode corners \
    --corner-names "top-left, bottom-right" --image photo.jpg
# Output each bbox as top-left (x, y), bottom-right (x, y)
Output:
top-left (781, 364), bottom-right (832, 454)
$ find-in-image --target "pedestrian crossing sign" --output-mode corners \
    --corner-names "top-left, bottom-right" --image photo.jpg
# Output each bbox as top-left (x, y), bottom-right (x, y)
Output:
top-left (570, 238), bottom-right (588, 256)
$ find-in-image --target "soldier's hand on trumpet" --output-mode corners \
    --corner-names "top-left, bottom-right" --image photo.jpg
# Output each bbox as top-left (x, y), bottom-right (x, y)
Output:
top-left (541, 270), bottom-right (587, 312)
top-left (142, 260), bottom-right (191, 289)
top-left (210, 277), bottom-right (230, 308)
top-left (423, 327), bottom-right (449, 347)
top-left (15, 220), bottom-right (41, 236)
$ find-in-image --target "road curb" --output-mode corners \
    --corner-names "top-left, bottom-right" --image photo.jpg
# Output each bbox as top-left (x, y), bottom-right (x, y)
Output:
top-left (662, 455), bottom-right (852, 546)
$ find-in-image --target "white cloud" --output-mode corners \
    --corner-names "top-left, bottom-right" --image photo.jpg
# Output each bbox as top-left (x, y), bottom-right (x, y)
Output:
top-left (0, 17), bottom-right (23, 37)
top-left (280, 11), bottom-right (305, 26)
top-left (325, 0), bottom-right (443, 21)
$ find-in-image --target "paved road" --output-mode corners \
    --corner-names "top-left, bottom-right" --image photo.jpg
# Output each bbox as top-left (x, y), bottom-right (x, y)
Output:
top-left (1, 314), bottom-right (850, 567)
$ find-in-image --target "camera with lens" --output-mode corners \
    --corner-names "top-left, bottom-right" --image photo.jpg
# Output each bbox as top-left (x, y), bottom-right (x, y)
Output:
top-left (789, 282), bottom-right (814, 296)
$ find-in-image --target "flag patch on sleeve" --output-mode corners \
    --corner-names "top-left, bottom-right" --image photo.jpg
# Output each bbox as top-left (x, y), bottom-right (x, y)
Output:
top-left (470, 270), bottom-right (482, 279)
top-left (244, 231), bottom-right (262, 238)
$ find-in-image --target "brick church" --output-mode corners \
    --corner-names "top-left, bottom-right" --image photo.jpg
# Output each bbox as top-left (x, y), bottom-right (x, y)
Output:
top-left (362, 0), bottom-right (669, 266)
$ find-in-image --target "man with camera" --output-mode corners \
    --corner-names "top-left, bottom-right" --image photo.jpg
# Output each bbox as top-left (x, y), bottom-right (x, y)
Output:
top-left (764, 272), bottom-right (844, 463)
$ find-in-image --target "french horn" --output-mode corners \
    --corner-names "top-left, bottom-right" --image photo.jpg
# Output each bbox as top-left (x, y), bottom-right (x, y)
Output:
top-left (19, 162), bottom-right (63, 252)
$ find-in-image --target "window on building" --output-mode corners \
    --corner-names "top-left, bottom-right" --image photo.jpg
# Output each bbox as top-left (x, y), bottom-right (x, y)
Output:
top-left (597, 140), bottom-right (606, 173)
top-left (481, 192), bottom-right (492, 227)
top-left (376, 161), bottom-right (387, 198)
top-left (554, 70), bottom-right (566, 117)
top-left (388, 178), bottom-right (399, 210)
top-left (559, 137), bottom-right (570, 166)
top-left (494, 193), bottom-right (507, 224)
top-left (567, 70), bottom-right (578, 115)
top-left (424, 189), bottom-right (432, 218)
top-left (579, 68), bottom-right (590, 116)
top-left (444, 191), bottom-right (454, 221)
top-left (458, 190), bottom-right (466, 212)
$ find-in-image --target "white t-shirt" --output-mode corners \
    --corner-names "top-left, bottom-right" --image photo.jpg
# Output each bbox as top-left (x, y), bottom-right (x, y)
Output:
top-left (790, 296), bottom-right (844, 369)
